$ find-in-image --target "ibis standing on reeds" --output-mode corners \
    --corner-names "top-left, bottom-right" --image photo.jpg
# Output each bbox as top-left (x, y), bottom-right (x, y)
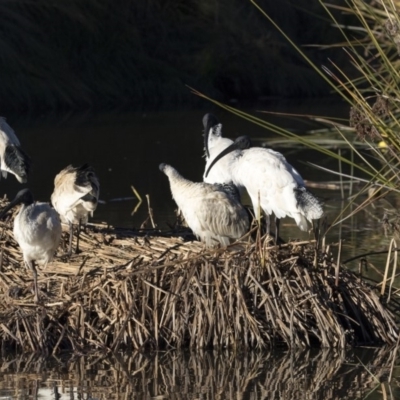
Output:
top-left (0, 189), bottom-right (62, 302)
top-left (51, 164), bottom-right (99, 255)
top-left (204, 133), bottom-right (323, 240)
top-left (0, 117), bottom-right (31, 183)
top-left (160, 163), bottom-right (249, 247)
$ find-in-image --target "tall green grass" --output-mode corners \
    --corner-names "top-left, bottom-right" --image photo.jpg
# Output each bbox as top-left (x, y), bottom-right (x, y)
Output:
top-left (193, 0), bottom-right (400, 233)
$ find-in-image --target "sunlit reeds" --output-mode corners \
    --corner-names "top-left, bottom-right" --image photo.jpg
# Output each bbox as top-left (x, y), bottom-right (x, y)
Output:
top-left (0, 196), bottom-right (396, 353)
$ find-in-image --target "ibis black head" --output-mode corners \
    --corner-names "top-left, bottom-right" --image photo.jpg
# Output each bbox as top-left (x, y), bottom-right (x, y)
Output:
top-left (74, 164), bottom-right (99, 194)
top-left (5, 145), bottom-right (32, 183)
top-left (233, 135), bottom-right (252, 150)
top-left (159, 163), bottom-right (167, 172)
top-left (205, 135), bottom-right (252, 178)
top-left (11, 188), bottom-right (34, 205)
top-left (202, 113), bottom-right (221, 158)
top-left (75, 163), bottom-right (95, 181)
top-left (215, 182), bottom-right (241, 201)
top-left (0, 188), bottom-right (34, 219)
top-left (202, 113), bottom-right (219, 131)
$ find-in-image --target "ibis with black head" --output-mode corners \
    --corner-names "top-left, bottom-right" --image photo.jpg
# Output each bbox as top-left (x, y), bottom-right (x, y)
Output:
top-left (51, 164), bottom-right (99, 255)
top-left (0, 117), bottom-right (31, 183)
top-left (204, 132), bottom-right (323, 241)
top-left (0, 189), bottom-right (61, 302)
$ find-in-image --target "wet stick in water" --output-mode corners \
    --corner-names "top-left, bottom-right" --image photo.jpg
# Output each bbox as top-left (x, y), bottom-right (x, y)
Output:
top-left (130, 185), bottom-right (142, 216)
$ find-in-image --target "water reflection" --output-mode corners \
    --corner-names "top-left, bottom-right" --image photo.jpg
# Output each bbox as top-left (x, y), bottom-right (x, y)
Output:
top-left (0, 347), bottom-right (397, 399)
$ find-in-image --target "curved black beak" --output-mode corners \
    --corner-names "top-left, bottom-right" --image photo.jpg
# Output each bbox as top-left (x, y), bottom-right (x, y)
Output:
top-left (0, 198), bottom-right (19, 220)
top-left (202, 113), bottom-right (220, 159)
top-left (205, 135), bottom-right (252, 178)
top-left (0, 188), bottom-right (33, 219)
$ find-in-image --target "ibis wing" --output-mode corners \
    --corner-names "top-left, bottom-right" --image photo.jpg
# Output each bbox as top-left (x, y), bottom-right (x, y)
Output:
top-left (52, 168), bottom-right (97, 213)
top-left (4, 144), bottom-right (31, 177)
top-left (243, 148), bottom-right (304, 186)
top-left (195, 190), bottom-right (249, 240)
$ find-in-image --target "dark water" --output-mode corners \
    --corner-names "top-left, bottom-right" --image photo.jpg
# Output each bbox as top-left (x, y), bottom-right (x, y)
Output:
top-left (0, 100), bottom-right (398, 398)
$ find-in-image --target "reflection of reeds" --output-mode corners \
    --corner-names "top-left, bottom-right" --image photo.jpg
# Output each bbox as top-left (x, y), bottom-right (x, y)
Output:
top-left (0, 348), bottom-right (395, 399)
top-left (0, 194), bottom-right (397, 353)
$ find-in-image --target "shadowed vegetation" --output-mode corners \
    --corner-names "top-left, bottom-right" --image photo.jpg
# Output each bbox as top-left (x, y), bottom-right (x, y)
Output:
top-left (0, 0), bottom-right (350, 112)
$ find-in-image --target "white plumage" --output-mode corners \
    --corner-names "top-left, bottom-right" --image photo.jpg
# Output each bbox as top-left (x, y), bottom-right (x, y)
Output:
top-left (160, 163), bottom-right (249, 247)
top-left (0, 189), bottom-right (61, 302)
top-left (51, 164), bottom-right (99, 255)
top-left (0, 117), bottom-right (31, 183)
top-left (203, 117), bottom-right (323, 236)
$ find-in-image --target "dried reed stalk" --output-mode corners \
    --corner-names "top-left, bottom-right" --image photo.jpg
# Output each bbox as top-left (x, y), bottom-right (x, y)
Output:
top-left (0, 198), bottom-right (397, 353)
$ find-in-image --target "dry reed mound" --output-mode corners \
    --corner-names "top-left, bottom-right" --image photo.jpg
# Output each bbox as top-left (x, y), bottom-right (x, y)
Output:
top-left (0, 201), bottom-right (397, 353)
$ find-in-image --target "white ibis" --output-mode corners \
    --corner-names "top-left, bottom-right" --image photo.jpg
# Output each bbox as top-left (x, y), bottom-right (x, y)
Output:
top-left (202, 113), bottom-right (238, 185)
top-left (0, 117), bottom-right (31, 183)
top-left (159, 163), bottom-right (249, 247)
top-left (51, 164), bottom-right (99, 255)
top-left (0, 189), bottom-right (62, 302)
top-left (204, 134), bottom-right (323, 240)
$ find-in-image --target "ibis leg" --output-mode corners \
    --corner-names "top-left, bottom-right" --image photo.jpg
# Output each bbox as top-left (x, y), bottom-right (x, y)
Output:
top-left (275, 217), bottom-right (280, 245)
top-left (75, 219), bottom-right (82, 254)
top-left (266, 214), bottom-right (271, 237)
top-left (312, 219), bottom-right (320, 248)
top-left (68, 222), bottom-right (74, 256)
top-left (27, 261), bottom-right (39, 303)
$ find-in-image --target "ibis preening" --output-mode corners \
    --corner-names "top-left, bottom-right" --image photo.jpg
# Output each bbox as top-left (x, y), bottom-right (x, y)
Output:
top-left (0, 189), bottom-right (61, 302)
top-left (159, 163), bottom-right (249, 247)
top-left (204, 134), bottom-right (323, 240)
top-left (51, 164), bottom-right (99, 255)
top-left (203, 113), bottom-right (236, 184)
top-left (0, 117), bottom-right (31, 183)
